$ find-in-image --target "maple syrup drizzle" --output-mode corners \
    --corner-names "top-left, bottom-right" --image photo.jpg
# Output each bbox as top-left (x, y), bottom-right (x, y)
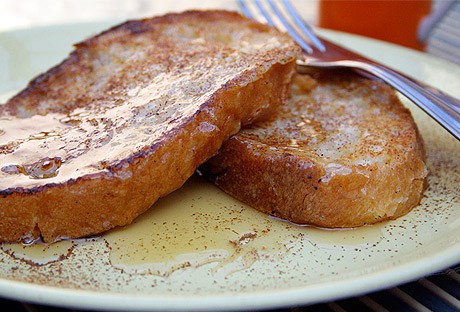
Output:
top-left (0, 176), bottom-right (384, 275)
top-left (103, 175), bottom-right (383, 276)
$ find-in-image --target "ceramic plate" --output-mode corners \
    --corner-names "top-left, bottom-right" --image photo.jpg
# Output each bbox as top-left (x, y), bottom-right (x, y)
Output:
top-left (0, 17), bottom-right (459, 312)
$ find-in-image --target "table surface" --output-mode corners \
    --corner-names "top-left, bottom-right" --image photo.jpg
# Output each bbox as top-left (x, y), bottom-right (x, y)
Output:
top-left (0, 1), bottom-right (459, 311)
top-left (1, 0), bottom-right (459, 64)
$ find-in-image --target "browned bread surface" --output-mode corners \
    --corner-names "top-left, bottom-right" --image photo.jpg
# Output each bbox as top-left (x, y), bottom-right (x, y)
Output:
top-left (202, 71), bottom-right (427, 228)
top-left (0, 10), bottom-right (300, 242)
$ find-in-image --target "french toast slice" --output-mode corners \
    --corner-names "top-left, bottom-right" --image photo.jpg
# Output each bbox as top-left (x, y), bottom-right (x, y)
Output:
top-left (201, 71), bottom-right (427, 228)
top-left (0, 10), bottom-right (300, 243)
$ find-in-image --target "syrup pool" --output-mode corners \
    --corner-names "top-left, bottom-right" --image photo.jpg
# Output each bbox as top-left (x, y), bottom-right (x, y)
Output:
top-left (0, 239), bottom-right (74, 265)
top-left (0, 175), bottom-right (385, 275)
top-left (103, 175), bottom-right (385, 276)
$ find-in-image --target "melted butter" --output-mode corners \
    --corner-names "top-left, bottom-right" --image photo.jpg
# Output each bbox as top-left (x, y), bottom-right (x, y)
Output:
top-left (0, 240), bottom-right (74, 265)
top-left (104, 175), bottom-right (384, 277)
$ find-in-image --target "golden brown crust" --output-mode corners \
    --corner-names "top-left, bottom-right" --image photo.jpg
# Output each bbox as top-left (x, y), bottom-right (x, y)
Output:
top-left (202, 71), bottom-right (427, 228)
top-left (0, 10), bottom-right (299, 242)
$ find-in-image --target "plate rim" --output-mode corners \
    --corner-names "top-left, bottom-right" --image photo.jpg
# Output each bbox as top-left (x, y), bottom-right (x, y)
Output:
top-left (1, 243), bottom-right (458, 311)
top-left (1, 19), bottom-right (459, 312)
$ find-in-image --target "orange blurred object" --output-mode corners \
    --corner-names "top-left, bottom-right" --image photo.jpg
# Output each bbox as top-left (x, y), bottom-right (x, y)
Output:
top-left (318, 0), bottom-right (432, 50)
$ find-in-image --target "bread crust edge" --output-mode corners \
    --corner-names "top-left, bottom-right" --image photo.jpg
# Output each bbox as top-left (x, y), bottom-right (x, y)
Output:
top-left (201, 75), bottom-right (428, 228)
top-left (0, 60), bottom-right (296, 243)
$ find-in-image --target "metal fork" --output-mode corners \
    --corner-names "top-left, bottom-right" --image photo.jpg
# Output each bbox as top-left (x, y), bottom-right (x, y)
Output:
top-left (239, 0), bottom-right (460, 140)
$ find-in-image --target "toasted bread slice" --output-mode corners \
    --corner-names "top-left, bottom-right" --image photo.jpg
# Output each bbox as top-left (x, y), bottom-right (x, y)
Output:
top-left (201, 71), bottom-right (427, 228)
top-left (0, 10), bottom-right (300, 243)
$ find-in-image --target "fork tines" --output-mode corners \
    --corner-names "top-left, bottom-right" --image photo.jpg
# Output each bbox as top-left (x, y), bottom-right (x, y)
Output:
top-left (238, 0), bottom-right (325, 53)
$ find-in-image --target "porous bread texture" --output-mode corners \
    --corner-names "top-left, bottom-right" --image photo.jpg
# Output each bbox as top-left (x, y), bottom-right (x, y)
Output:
top-left (202, 71), bottom-right (428, 228)
top-left (0, 10), bottom-right (300, 242)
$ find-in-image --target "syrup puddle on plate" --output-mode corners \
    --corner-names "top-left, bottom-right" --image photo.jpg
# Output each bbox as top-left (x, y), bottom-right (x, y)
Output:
top-left (0, 239), bottom-right (74, 265)
top-left (103, 175), bottom-right (385, 276)
top-left (0, 175), bottom-right (385, 275)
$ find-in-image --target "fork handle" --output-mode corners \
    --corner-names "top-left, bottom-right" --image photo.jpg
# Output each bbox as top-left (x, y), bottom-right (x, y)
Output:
top-left (303, 60), bottom-right (460, 140)
top-left (388, 70), bottom-right (460, 114)
top-left (362, 62), bottom-right (460, 140)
